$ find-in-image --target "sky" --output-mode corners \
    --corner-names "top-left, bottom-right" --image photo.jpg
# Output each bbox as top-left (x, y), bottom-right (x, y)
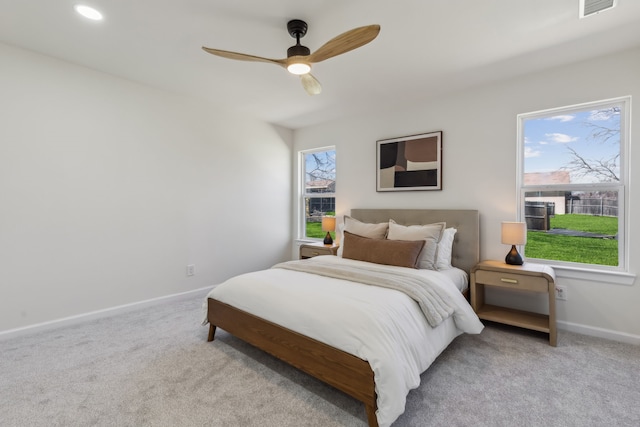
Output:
top-left (523, 106), bottom-right (621, 184)
top-left (304, 149), bottom-right (336, 184)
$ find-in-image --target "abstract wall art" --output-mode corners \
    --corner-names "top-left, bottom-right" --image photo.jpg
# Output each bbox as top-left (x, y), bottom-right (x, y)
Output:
top-left (376, 131), bottom-right (442, 191)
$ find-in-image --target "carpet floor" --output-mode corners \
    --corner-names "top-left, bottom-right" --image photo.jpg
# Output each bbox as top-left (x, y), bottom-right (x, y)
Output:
top-left (1, 290), bottom-right (639, 426)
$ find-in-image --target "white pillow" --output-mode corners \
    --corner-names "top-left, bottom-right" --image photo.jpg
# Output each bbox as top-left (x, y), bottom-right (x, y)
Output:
top-left (436, 227), bottom-right (457, 270)
top-left (386, 220), bottom-right (446, 270)
top-left (337, 216), bottom-right (389, 257)
top-left (343, 216), bottom-right (388, 238)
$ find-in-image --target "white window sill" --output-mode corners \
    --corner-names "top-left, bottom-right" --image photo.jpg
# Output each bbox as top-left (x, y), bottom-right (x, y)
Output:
top-left (550, 265), bottom-right (636, 286)
top-left (295, 238), bottom-right (322, 245)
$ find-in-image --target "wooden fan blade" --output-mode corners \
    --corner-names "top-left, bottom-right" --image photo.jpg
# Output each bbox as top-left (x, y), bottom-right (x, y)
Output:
top-left (300, 73), bottom-right (322, 95)
top-left (202, 47), bottom-right (287, 67)
top-left (308, 25), bottom-right (380, 63)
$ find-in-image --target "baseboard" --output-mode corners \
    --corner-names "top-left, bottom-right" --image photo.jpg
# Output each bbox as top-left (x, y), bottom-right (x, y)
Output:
top-left (557, 320), bottom-right (640, 345)
top-left (3, 291), bottom-right (637, 346)
top-left (0, 286), bottom-right (214, 341)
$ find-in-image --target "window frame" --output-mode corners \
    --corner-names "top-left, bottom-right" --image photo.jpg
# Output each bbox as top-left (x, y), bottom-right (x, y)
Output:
top-left (299, 146), bottom-right (336, 241)
top-left (516, 96), bottom-right (631, 277)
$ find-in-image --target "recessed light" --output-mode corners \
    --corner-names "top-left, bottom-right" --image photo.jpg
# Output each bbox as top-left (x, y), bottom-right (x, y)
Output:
top-left (74, 4), bottom-right (103, 21)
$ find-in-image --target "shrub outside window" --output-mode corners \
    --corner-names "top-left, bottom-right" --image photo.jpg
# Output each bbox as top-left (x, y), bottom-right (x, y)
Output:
top-left (517, 97), bottom-right (629, 270)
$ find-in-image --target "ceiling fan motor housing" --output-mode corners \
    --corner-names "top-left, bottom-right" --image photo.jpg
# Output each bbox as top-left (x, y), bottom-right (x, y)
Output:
top-left (288, 44), bottom-right (310, 57)
top-left (287, 19), bottom-right (310, 57)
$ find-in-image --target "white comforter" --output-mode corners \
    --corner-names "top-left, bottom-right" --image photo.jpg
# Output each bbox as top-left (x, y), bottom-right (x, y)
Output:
top-left (205, 256), bottom-right (484, 427)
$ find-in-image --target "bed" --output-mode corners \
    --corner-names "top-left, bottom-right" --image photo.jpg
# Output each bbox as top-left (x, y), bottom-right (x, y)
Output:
top-left (204, 209), bottom-right (483, 427)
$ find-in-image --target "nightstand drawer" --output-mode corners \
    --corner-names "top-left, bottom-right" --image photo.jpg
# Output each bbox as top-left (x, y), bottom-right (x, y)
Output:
top-left (300, 246), bottom-right (332, 258)
top-left (475, 269), bottom-right (549, 292)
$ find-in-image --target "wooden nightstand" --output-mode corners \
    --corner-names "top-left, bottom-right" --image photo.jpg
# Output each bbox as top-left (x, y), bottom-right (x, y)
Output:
top-left (471, 260), bottom-right (557, 346)
top-left (299, 242), bottom-right (339, 259)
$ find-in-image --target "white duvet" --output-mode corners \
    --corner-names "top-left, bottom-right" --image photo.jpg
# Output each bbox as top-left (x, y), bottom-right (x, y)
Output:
top-left (205, 255), bottom-right (484, 427)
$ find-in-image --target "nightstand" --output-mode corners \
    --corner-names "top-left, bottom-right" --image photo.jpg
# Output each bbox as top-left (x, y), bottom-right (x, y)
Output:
top-left (471, 260), bottom-right (557, 346)
top-left (299, 242), bottom-right (339, 259)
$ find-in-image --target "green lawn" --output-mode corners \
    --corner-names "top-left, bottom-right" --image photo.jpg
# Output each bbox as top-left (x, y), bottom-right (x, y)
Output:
top-left (306, 213), bottom-right (336, 239)
top-left (549, 214), bottom-right (617, 235)
top-left (306, 222), bottom-right (334, 239)
top-left (525, 214), bottom-right (618, 266)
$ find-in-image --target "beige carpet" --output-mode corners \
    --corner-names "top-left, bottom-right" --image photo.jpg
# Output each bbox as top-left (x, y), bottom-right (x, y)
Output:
top-left (1, 290), bottom-right (639, 426)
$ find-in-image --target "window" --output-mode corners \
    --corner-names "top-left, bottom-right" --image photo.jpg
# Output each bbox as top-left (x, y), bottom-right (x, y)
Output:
top-left (517, 97), bottom-right (629, 270)
top-left (301, 147), bottom-right (336, 240)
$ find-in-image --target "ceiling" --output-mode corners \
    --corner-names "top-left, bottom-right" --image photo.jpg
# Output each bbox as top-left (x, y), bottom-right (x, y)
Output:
top-left (2, 0), bottom-right (640, 129)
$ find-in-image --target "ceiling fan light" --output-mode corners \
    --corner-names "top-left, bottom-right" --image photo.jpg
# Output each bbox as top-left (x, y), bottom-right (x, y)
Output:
top-left (287, 62), bottom-right (311, 75)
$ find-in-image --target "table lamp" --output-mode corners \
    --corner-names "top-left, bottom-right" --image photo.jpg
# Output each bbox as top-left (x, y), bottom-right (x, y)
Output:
top-left (501, 221), bottom-right (527, 265)
top-left (322, 216), bottom-right (336, 245)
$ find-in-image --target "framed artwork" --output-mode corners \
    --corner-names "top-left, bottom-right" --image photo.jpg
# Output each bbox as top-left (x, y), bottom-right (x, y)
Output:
top-left (376, 131), bottom-right (442, 191)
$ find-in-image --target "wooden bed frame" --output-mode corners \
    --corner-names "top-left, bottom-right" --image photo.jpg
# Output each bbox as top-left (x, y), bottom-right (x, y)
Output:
top-left (207, 209), bottom-right (479, 427)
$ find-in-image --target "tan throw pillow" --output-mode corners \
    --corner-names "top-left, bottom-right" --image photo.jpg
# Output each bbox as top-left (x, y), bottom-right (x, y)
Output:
top-left (341, 231), bottom-right (426, 269)
top-left (386, 220), bottom-right (446, 270)
top-left (338, 216), bottom-right (389, 257)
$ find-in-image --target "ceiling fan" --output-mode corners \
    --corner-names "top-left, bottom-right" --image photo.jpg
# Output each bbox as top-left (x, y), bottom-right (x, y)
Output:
top-left (202, 19), bottom-right (380, 96)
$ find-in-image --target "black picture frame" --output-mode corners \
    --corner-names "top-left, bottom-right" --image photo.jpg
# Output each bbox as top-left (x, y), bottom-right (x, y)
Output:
top-left (376, 131), bottom-right (442, 191)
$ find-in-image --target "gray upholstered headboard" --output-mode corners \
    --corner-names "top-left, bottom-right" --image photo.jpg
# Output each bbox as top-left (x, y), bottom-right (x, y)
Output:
top-left (349, 209), bottom-right (480, 275)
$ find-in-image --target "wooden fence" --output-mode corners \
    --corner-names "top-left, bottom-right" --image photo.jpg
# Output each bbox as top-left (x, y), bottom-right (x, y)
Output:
top-left (526, 198), bottom-right (617, 231)
top-left (566, 198), bottom-right (618, 217)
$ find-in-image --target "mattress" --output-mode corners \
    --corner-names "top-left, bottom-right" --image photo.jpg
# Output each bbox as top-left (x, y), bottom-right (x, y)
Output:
top-left (438, 266), bottom-right (469, 292)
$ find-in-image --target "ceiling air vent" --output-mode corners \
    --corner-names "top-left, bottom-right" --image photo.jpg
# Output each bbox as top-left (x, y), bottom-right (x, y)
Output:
top-left (579, 0), bottom-right (617, 18)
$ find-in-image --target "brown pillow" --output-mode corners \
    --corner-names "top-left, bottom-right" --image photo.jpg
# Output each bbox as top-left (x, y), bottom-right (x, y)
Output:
top-left (341, 231), bottom-right (426, 269)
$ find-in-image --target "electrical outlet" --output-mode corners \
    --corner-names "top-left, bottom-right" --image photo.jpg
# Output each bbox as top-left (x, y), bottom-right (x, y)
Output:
top-left (187, 264), bottom-right (195, 277)
top-left (555, 285), bottom-right (567, 300)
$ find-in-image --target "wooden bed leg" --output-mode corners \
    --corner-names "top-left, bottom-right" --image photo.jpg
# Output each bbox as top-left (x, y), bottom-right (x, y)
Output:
top-left (207, 324), bottom-right (217, 342)
top-left (365, 403), bottom-right (378, 427)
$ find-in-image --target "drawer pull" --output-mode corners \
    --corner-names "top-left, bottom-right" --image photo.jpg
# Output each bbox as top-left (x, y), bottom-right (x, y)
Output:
top-left (312, 251), bottom-right (319, 256)
top-left (501, 278), bottom-right (518, 284)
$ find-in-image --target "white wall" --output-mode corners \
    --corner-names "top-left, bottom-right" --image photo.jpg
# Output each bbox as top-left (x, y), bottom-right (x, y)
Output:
top-left (0, 43), bottom-right (292, 332)
top-left (293, 47), bottom-right (640, 342)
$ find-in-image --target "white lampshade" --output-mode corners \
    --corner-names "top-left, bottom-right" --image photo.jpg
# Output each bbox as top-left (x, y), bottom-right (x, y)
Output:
top-left (322, 216), bottom-right (336, 232)
top-left (501, 222), bottom-right (527, 245)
